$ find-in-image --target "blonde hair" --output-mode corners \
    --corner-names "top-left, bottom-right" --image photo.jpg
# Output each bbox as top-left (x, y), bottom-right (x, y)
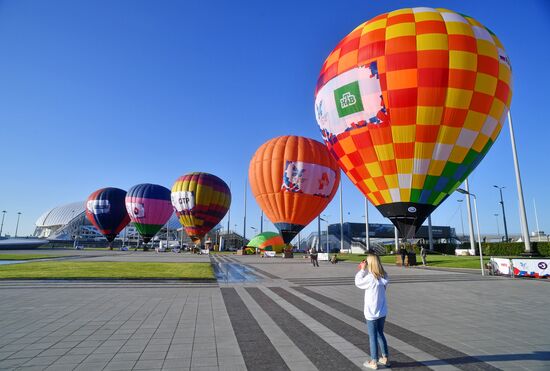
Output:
top-left (366, 254), bottom-right (386, 280)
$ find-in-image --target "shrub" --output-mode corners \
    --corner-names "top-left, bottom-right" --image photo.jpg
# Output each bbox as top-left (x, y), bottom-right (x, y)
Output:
top-left (481, 242), bottom-right (524, 256)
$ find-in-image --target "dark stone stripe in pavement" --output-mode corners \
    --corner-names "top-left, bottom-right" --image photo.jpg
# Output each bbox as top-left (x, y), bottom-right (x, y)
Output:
top-left (245, 266), bottom-right (280, 279)
top-left (294, 286), bottom-right (501, 371)
top-left (245, 287), bottom-right (361, 371)
top-left (220, 288), bottom-right (290, 371)
top-left (270, 287), bottom-right (430, 371)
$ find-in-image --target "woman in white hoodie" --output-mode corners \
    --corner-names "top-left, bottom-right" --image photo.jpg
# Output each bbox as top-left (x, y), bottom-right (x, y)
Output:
top-left (355, 254), bottom-right (390, 369)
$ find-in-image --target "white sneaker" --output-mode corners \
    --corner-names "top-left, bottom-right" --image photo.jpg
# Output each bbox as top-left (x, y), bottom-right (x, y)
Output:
top-left (363, 360), bottom-right (378, 369)
top-left (378, 356), bottom-right (391, 367)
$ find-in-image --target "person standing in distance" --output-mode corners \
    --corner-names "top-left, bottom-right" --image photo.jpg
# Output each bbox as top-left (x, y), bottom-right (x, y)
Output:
top-left (309, 245), bottom-right (319, 267)
top-left (355, 254), bottom-right (390, 369)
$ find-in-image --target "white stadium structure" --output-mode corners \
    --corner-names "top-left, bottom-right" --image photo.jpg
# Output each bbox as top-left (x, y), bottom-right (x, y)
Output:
top-left (34, 201), bottom-right (186, 243)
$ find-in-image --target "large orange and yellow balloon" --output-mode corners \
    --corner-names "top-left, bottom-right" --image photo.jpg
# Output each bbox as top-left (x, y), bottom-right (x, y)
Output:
top-left (249, 136), bottom-right (340, 243)
top-left (171, 172), bottom-right (231, 244)
top-left (314, 7), bottom-right (512, 237)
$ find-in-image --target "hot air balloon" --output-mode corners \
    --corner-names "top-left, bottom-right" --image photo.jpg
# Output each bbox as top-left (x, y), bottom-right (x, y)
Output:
top-left (125, 184), bottom-right (173, 247)
top-left (85, 187), bottom-right (130, 248)
top-left (247, 231), bottom-right (286, 253)
top-left (171, 172), bottom-right (231, 245)
top-left (249, 135), bottom-right (341, 243)
top-left (314, 7), bottom-right (512, 237)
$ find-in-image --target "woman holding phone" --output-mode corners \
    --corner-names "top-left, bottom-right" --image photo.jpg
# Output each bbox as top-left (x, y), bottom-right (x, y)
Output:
top-left (355, 254), bottom-right (390, 369)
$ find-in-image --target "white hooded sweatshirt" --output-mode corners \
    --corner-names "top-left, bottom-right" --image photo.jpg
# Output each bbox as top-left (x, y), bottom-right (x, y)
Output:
top-left (354, 270), bottom-right (389, 320)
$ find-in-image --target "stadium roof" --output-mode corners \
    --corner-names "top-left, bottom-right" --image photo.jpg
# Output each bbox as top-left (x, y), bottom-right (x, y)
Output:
top-left (36, 201), bottom-right (85, 227)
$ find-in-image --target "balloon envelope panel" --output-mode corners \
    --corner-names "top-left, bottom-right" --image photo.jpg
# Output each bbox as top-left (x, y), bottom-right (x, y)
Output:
top-left (314, 7), bottom-right (512, 237)
top-left (85, 187), bottom-right (131, 242)
top-left (249, 136), bottom-right (341, 243)
top-left (125, 184), bottom-right (173, 243)
top-left (247, 231), bottom-right (286, 253)
top-left (171, 173), bottom-right (231, 244)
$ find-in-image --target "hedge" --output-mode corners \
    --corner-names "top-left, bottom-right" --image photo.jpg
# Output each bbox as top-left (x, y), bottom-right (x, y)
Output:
top-left (480, 242), bottom-right (550, 257)
top-left (381, 241), bottom-right (550, 257)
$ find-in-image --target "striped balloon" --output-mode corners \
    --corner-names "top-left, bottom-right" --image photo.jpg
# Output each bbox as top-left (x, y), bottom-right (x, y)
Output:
top-left (125, 184), bottom-right (173, 244)
top-left (171, 172), bottom-right (231, 244)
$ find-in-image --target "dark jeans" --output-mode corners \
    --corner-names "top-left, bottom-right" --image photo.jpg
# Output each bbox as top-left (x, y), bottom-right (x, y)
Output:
top-left (310, 255), bottom-right (319, 267)
top-left (366, 316), bottom-right (388, 361)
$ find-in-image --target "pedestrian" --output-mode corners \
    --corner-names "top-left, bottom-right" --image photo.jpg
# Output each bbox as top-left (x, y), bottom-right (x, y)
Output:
top-left (399, 246), bottom-right (406, 267)
top-left (355, 254), bottom-right (390, 370)
top-left (330, 253), bottom-right (338, 264)
top-left (420, 246), bottom-right (427, 266)
top-left (310, 245), bottom-right (319, 267)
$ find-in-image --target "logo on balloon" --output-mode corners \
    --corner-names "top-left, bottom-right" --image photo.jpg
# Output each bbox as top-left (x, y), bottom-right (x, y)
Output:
top-left (171, 191), bottom-right (195, 212)
top-left (281, 161), bottom-right (336, 198)
top-left (407, 207), bottom-right (417, 213)
top-left (334, 81), bottom-right (364, 118)
top-left (127, 202), bottom-right (145, 218)
top-left (87, 200), bottom-right (110, 214)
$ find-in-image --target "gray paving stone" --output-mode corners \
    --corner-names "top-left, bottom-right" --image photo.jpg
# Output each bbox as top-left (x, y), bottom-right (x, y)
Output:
top-left (103, 360), bottom-right (137, 370)
top-left (138, 350), bottom-right (167, 360)
top-left (134, 359), bottom-right (164, 369)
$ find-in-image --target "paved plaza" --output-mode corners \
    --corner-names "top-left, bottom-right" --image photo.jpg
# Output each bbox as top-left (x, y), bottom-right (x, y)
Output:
top-left (0, 250), bottom-right (548, 370)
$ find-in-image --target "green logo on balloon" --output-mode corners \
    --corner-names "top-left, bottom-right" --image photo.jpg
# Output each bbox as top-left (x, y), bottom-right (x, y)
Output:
top-left (334, 81), bottom-right (364, 118)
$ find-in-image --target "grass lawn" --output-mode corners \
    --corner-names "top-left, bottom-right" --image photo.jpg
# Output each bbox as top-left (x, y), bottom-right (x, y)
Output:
top-left (0, 254), bottom-right (62, 260)
top-left (0, 262), bottom-right (214, 280)
top-left (337, 253), bottom-right (492, 269)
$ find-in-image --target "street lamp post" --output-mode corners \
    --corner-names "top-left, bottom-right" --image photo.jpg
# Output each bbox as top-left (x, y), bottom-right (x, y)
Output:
top-left (494, 213), bottom-right (500, 240)
top-left (320, 216), bottom-right (329, 253)
top-left (457, 199), bottom-right (465, 240)
top-left (364, 198), bottom-right (370, 251)
top-left (0, 210), bottom-right (6, 237)
top-left (457, 188), bottom-right (484, 276)
top-left (15, 212), bottom-right (22, 238)
top-left (493, 186), bottom-right (509, 242)
top-left (260, 210), bottom-right (264, 233)
top-left (464, 179), bottom-right (476, 255)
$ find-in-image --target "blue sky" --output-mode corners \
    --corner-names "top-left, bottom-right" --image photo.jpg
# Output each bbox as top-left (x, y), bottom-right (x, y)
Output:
top-left (0, 0), bottom-right (549, 239)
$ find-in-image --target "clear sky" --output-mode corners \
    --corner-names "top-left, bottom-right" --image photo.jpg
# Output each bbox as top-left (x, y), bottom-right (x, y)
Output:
top-left (1, 0), bottom-right (549, 239)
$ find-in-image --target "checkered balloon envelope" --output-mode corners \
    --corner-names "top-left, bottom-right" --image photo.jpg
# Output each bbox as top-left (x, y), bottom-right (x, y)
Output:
top-left (314, 7), bottom-right (512, 238)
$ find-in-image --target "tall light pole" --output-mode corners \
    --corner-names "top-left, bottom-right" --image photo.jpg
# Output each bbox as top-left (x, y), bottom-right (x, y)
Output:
top-left (227, 181), bottom-right (231, 234)
top-left (457, 188), bottom-right (484, 276)
top-left (457, 199), bottom-right (465, 240)
top-left (339, 182), bottom-right (344, 252)
top-left (494, 213), bottom-right (500, 240)
top-left (464, 179), bottom-right (476, 255)
top-left (15, 212), bottom-right (22, 238)
top-left (364, 197), bottom-right (370, 251)
top-left (507, 111), bottom-right (531, 253)
top-left (394, 226), bottom-right (399, 253)
top-left (427, 215), bottom-right (434, 252)
top-left (260, 210), bottom-right (264, 233)
top-left (320, 217), bottom-right (329, 253)
top-left (533, 198), bottom-right (541, 241)
top-left (243, 179), bottom-right (247, 240)
top-left (317, 215), bottom-right (321, 250)
top-left (493, 185), bottom-right (509, 242)
top-left (0, 210), bottom-right (6, 237)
